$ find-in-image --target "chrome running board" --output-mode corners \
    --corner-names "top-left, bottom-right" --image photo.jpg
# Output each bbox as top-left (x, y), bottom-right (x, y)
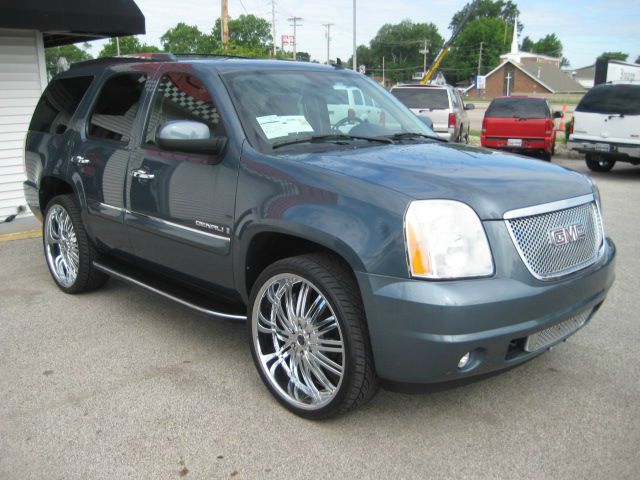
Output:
top-left (93, 260), bottom-right (247, 321)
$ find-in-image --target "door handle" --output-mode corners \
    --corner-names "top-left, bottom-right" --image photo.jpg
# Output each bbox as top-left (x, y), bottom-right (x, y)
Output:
top-left (71, 155), bottom-right (91, 165)
top-left (130, 168), bottom-right (155, 180)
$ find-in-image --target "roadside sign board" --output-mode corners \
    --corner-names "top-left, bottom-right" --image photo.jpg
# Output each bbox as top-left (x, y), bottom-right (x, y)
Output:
top-left (475, 75), bottom-right (486, 89)
top-left (359, 64), bottom-right (366, 74)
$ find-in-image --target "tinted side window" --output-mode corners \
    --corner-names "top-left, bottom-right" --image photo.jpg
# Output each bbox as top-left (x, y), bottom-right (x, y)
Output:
top-left (576, 85), bottom-right (640, 115)
top-left (88, 73), bottom-right (147, 143)
top-left (144, 73), bottom-right (223, 145)
top-left (29, 76), bottom-right (93, 134)
top-left (391, 88), bottom-right (449, 109)
top-left (485, 98), bottom-right (549, 119)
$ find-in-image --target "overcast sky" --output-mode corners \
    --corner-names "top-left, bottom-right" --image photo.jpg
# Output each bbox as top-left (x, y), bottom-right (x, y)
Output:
top-left (88, 0), bottom-right (639, 69)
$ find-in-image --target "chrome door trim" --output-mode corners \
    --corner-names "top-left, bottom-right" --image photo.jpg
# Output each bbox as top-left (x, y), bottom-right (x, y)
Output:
top-left (93, 261), bottom-right (246, 321)
top-left (503, 194), bottom-right (594, 220)
top-left (126, 210), bottom-right (231, 242)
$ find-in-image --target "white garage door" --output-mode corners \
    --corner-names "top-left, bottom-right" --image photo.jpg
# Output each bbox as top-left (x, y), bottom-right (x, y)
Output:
top-left (0, 29), bottom-right (47, 220)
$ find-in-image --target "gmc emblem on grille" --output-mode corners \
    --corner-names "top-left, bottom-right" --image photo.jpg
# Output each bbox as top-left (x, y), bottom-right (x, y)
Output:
top-left (549, 224), bottom-right (586, 246)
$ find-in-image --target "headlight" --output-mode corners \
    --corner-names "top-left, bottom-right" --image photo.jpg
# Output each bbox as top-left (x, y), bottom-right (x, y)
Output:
top-left (404, 200), bottom-right (493, 279)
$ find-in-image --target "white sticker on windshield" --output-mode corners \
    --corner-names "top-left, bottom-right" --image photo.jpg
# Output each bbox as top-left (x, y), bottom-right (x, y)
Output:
top-left (256, 115), bottom-right (314, 140)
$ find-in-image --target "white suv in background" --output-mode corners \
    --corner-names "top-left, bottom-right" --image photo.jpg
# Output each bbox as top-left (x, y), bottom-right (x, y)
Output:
top-left (390, 84), bottom-right (474, 143)
top-left (569, 83), bottom-right (640, 172)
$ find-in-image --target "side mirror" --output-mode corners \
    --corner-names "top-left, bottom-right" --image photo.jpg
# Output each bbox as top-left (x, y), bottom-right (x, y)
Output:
top-left (415, 114), bottom-right (434, 130)
top-left (464, 103), bottom-right (475, 110)
top-left (156, 120), bottom-right (226, 157)
top-left (553, 111), bottom-right (564, 119)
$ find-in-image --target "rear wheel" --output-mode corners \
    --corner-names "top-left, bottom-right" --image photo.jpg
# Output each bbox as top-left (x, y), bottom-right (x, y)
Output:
top-left (586, 154), bottom-right (615, 172)
top-left (248, 253), bottom-right (378, 419)
top-left (43, 194), bottom-right (108, 293)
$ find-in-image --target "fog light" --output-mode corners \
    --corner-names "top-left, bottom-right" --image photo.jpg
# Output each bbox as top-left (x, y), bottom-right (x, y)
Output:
top-left (458, 352), bottom-right (471, 369)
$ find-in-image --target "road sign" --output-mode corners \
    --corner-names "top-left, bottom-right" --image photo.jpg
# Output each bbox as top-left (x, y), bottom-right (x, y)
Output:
top-left (475, 75), bottom-right (486, 89)
top-left (359, 64), bottom-right (366, 74)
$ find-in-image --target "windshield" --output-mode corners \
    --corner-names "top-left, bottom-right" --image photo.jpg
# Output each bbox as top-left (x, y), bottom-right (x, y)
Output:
top-left (222, 69), bottom-right (437, 152)
top-left (576, 84), bottom-right (640, 115)
top-left (485, 98), bottom-right (549, 119)
top-left (391, 88), bottom-right (449, 110)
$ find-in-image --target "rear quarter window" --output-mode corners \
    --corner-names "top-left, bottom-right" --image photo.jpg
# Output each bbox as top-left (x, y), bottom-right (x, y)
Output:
top-left (485, 98), bottom-right (549, 119)
top-left (28, 76), bottom-right (93, 134)
top-left (576, 85), bottom-right (640, 115)
top-left (391, 88), bottom-right (449, 110)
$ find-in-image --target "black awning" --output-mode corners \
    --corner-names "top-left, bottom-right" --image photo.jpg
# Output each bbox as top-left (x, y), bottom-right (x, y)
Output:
top-left (0, 0), bottom-right (145, 47)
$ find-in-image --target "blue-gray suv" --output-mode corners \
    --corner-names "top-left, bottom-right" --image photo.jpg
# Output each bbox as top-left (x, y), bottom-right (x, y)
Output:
top-left (23, 55), bottom-right (615, 418)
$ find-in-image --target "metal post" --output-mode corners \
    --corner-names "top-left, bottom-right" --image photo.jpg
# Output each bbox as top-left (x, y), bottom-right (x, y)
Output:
top-left (382, 56), bottom-right (385, 87)
top-left (271, 1), bottom-right (276, 56)
top-left (352, 0), bottom-right (357, 70)
top-left (323, 23), bottom-right (333, 64)
top-left (287, 17), bottom-right (302, 60)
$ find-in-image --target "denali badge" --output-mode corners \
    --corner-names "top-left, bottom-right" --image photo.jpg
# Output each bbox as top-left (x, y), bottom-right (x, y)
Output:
top-left (195, 220), bottom-right (231, 235)
top-left (549, 224), bottom-right (586, 246)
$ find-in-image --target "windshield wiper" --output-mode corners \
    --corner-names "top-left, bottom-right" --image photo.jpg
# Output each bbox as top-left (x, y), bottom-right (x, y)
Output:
top-left (386, 132), bottom-right (445, 142)
top-left (272, 134), bottom-right (392, 149)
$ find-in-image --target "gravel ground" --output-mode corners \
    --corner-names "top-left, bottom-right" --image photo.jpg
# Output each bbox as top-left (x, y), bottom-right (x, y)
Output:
top-left (1, 157), bottom-right (638, 479)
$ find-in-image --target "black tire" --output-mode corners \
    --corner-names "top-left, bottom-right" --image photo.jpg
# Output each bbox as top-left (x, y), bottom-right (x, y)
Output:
top-left (248, 253), bottom-right (378, 419)
top-left (586, 154), bottom-right (615, 172)
top-left (43, 194), bottom-right (109, 293)
top-left (541, 151), bottom-right (552, 162)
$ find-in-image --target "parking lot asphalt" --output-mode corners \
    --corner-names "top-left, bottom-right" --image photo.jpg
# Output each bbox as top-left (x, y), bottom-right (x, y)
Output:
top-left (1, 157), bottom-right (638, 480)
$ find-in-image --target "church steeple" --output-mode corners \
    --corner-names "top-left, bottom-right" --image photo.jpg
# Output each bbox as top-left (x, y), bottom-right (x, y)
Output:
top-left (510, 15), bottom-right (519, 55)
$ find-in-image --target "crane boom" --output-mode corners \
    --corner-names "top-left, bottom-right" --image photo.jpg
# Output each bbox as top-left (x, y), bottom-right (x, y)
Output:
top-left (420, 0), bottom-right (480, 85)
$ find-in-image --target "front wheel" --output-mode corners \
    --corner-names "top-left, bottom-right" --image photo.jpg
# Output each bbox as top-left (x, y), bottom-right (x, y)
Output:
top-left (586, 154), bottom-right (615, 172)
top-left (43, 194), bottom-right (108, 293)
top-left (248, 254), bottom-right (378, 419)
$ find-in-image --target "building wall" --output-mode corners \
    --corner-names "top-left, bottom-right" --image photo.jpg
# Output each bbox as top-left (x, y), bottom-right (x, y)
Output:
top-left (0, 29), bottom-right (47, 219)
top-left (469, 64), bottom-right (552, 98)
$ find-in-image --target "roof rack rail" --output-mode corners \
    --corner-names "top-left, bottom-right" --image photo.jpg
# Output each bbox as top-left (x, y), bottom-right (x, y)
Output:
top-left (69, 53), bottom-right (176, 70)
top-left (172, 52), bottom-right (257, 60)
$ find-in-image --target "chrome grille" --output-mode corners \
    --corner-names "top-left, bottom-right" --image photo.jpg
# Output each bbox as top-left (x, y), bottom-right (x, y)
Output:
top-left (506, 200), bottom-right (603, 280)
top-left (524, 309), bottom-right (592, 352)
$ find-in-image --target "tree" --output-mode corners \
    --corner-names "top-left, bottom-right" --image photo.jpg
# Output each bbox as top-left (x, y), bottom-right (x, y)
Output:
top-left (520, 36), bottom-right (534, 52)
top-left (212, 14), bottom-right (272, 52)
top-left (441, 17), bottom-right (513, 84)
top-left (597, 51), bottom-right (629, 62)
top-left (161, 23), bottom-right (217, 53)
top-left (450, 1), bottom-right (520, 32)
top-left (350, 20), bottom-right (443, 83)
top-left (530, 33), bottom-right (562, 58)
top-left (296, 52), bottom-right (311, 62)
top-left (45, 43), bottom-right (92, 77)
top-left (98, 36), bottom-right (160, 57)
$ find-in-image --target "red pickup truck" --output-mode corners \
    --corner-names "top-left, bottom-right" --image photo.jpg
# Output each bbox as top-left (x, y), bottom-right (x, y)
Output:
top-left (481, 97), bottom-right (562, 161)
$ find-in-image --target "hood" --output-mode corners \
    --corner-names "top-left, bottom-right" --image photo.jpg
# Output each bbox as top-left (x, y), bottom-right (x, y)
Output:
top-left (292, 142), bottom-right (592, 220)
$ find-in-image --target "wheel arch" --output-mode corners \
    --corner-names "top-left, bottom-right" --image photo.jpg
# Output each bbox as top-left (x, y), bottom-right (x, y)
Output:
top-left (238, 227), bottom-right (365, 303)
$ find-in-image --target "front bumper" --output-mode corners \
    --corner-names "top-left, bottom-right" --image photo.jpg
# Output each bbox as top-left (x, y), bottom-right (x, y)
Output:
top-left (356, 237), bottom-right (616, 384)
top-left (568, 139), bottom-right (640, 160)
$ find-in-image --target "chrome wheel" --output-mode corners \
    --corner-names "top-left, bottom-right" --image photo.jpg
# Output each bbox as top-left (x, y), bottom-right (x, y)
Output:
top-left (252, 273), bottom-right (345, 410)
top-left (44, 205), bottom-right (79, 287)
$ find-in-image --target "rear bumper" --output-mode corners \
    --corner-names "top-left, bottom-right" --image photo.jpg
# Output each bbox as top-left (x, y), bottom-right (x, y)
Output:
top-left (568, 139), bottom-right (640, 160)
top-left (356, 238), bottom-right (616, 384)
top-left (435, 130), bottom-right (452, 142)
top-left (481, 135), bottom-right (553, 153)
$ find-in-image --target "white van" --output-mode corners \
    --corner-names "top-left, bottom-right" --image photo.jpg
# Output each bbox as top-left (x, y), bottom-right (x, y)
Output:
top-left (569, 83), bottom-right (640, 172)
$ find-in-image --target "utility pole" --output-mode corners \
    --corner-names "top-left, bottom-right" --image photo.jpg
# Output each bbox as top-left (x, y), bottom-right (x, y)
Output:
top-left (352, 0), bottom-right (357, 70)
top-left (221, 0), bottom-right (229, 49)
top-left (116, 37), bottom-right (121, 56)
top-left (271, 1), bottom-right (276, 56)
top-left (382, 56), bottom-right (385, 87)
top-left (477, 41), bottom-right (483, 75)
top-left (322, 23), bottom-right (333, 64)
top-left (419, 39), bottom-right (429, 76)
top-left (287, 16), bottom-right (302, 60)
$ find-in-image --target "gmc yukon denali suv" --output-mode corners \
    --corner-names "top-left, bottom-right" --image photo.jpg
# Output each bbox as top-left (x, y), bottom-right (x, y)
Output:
top-left (23, 55), bottom-right (616, 419)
